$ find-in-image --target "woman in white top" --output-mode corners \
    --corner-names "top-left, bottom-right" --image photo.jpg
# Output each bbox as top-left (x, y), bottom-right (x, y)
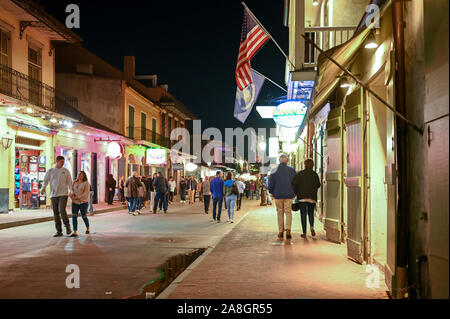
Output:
top-left (168, 176), bottom-right (176, 204)
top-left (70, 171), bottom-right (91, 237)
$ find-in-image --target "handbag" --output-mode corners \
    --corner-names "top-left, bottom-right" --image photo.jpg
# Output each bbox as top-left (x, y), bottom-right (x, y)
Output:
top-left (291, 200), bottom-right (300, 212)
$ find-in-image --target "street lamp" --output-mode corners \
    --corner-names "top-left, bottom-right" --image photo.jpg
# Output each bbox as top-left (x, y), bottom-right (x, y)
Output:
top-left (364, 32), bottom-right (378, 49)
top-left (1, 132), bottom-right (13, 150)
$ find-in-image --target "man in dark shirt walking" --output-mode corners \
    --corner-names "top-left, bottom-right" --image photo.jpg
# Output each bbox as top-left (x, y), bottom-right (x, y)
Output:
top-left (292, 158), bottom-right (321, 238)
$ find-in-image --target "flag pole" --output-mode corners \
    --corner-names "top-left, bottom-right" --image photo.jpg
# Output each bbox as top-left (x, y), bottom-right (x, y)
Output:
top-left (251, 68), bottom-right (287, 93)
top-left (242, 2), bottom-right (296, 70)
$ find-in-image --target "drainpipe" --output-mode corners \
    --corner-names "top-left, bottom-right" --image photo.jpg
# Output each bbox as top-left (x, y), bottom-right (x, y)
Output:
top-left (392, 0), bottom-right (409, 299)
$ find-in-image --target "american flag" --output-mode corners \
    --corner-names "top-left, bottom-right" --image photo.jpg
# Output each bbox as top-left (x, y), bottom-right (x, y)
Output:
top-left (235, 9), bottom-right (270, 90)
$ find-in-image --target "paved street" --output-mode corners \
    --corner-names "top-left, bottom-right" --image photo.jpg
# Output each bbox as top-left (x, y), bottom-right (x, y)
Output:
top-left (162, 205), bottom-right (389, 299)
top-left (0, 200), bottom-right (251, 299)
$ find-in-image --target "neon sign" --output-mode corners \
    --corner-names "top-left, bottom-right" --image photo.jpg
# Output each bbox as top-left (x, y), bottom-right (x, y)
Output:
top-left (106, 142), bottom-right (124, 159)
top-left (273, 101), bottom-right (308, 128)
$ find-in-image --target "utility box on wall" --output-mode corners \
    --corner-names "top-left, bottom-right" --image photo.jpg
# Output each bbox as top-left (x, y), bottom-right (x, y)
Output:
top-left (0, 188), bottom-right (9, 213)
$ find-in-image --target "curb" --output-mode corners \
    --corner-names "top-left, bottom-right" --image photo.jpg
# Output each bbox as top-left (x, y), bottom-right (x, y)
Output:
top-left (0, 205), bottom-right (126, 230)
top-left (156, 205), bottom-right (255, 299)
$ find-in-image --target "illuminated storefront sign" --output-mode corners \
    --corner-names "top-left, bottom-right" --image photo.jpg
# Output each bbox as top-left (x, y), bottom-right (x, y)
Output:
top-left (106, 142), bottom-right (124, 159)
top-left (273, 101), bottom-right (308, 128)
top-left (146, 148), bottom-right (166, 165)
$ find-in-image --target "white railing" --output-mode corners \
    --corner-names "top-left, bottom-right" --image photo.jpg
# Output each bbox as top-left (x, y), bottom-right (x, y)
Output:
top-left (303, 26), bottom-right (357, 67)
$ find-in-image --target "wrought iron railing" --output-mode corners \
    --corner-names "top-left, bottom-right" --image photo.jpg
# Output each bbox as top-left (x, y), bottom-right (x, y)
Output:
top-left (0, 63), bottom-right (56, 111)
top-left (127, 127), bottom-right (175, 149)
top-left (303, 26), bottom-right (357, 67)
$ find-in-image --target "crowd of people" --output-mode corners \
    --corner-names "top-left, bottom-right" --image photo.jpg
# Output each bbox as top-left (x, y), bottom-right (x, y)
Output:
top-left (40, 153), bottom-right (321, 240)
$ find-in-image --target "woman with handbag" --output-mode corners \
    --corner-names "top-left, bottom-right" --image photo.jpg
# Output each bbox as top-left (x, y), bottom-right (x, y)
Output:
top-left (223, 172), bottom-right (239, 223)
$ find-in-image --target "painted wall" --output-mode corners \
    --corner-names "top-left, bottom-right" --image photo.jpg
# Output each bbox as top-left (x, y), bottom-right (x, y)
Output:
top-left (0, 5), bottom-right (55, 87)
top-left (56, 73), bottom-right (122, 133)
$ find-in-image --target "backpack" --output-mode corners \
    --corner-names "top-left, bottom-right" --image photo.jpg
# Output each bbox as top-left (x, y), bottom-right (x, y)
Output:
top-left (231, 182), bottom-right (239, 196)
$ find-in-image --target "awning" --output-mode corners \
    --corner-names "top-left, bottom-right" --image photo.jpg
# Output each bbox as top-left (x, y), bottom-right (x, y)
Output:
top-left (310, 27), bottom-right (371, 116)
top-left (310, 0), bottom-right (391, 116)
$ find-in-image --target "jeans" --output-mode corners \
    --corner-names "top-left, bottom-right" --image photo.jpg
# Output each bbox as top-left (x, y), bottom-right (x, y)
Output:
top-left (51, 196), bottom-right (70, 233)
top-left (169, 191), bottom-right (174, 202)
top-left (249, 190), bottom-right (254, 199)
top-left (180, 189), bottom-right (186, 201)
top-left (256, 190), bottom-right (260, 200)
top-left (203, 194), bottom-right (211, 212)
top-left (128, 197), bottom-right (138, 212)
top-left (225, 195), bottom-right (237, 221)
top-left (136, 197), bottom-right (143, 211)
top-left (72, 202), bottom-right (89, 231)
top-left (212, 197), bottom-right (223, 221)
top-left (299, 202), bottom-right (316, 234)
top-left (154, 192), bottom-right (168, 212)
top-left (88, 191), bottom-right (94, 213)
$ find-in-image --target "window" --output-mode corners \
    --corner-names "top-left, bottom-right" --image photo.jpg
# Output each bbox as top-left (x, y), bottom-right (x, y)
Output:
top-left (28, 46), bottom-right (42, 106)
top-left (152, 118), bottom-right (157, 143)
top-left (161, 114), bottom-right (166, 137)
top-left (0, 28), bottom-right (11, 95)
top-left (141, 112), bottom-right (147, 140)
top-left (128, 105), bottom-right (135, 138)
top-left (0, 29), bottom-right (10, 66)
top-left (168, 116), bottom-right (172, 137)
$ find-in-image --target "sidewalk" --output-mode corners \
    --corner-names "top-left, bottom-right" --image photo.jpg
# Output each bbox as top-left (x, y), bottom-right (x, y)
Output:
top-left (160, 204), bottom-right (389, 299)
top-left (0, 202), bottom-right (125, 230)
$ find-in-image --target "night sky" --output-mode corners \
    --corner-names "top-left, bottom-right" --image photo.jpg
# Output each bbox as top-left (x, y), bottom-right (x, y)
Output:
top-left (39, 0), bottom-right (288, 134)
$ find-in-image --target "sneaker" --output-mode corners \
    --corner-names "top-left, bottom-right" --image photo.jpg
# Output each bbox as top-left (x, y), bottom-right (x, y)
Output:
top-left (136, 210), bottom-right (142, 215)
top-left (53, 232), bottom-right (63, 237)
top-left (300, 234), bottom-right (307, 238)
top-left (211, 219), bottom-right (216, 222)
top-left (311, 228), bottom-right (316, 237)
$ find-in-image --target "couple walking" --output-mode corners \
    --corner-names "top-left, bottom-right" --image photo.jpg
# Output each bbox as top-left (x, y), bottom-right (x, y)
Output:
top-left (209, 171), bottom-right (239, 223)
top-left (268, 154), bottom-right (321, 239)
top-left (40, 156), bottom-right (91, 237)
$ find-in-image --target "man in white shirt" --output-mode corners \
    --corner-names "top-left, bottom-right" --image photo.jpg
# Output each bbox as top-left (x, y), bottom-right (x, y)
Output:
top-left (40, 156), bottom-right (73, 237)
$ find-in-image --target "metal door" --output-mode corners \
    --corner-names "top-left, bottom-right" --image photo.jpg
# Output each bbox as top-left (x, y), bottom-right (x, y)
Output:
top-left (344, 88), bottom-right (365, 264)
top-left (324, 107), bottom-right (344, 243)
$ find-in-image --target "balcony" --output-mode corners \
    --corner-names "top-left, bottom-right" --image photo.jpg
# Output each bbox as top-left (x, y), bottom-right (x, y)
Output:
top-left (127, 127), bottom-right (175, 149)
top-left (303, 26), bottom-right (357, 67)
top-left (0, 63), bottom-right (56, 111)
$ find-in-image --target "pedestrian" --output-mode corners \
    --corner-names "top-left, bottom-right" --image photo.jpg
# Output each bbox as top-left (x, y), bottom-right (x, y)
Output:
top-left (136, 176), bottom-right (146, 214)
top-left (125, 171), bottom-right (140, 216)
top-left (255, 177), bottom-right (261, 201)
top-left (88, 184), bottom-right (95, 216)
top-left (141, 176), bottom-right (151, 209)
top-left (260, 176), bottom-right (267, 206)
top-left (202, 176), bottom-right (211, 214)
top-left (197, 178), bottom-right (203, 202)
top-left (265, 175), bottom-right (272, 206)
top-left (168, 176), bottom-right (176, 204)
top-left (40, 155), bottom-right (73, 237)
top-left (106, 174), bottom-right (116, 205)
top-left (150, 173), bottom-right (157, 209)
top-left (179, 176), bottom-right (187, 203)
top-left (268, 154), bottom-right (297, 240)
top-left (153, 172), bottom-right (169, 214)
top-left (245, 180), bottom-right (250, 199)
top-left (236, 178), bottom-right (245, 211)
top-left (187, 176), bottom-right (197, 205)
top-left (69, 171), bottom-right (91, 237)
top-left (249, 181), bottom-right (255, 200)
top-left (209, 171), bottom-right (224, 223)
top-left (292, 158), bottom-right (321, 238)
top-left (118, 175), bottom-right (125, 204)
top-left (223, 172), bottom-right (239, 223)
